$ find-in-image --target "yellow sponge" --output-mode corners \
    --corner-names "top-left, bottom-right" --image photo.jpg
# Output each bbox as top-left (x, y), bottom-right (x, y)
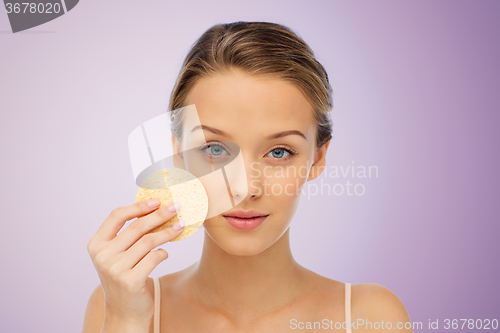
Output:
top-left (136, 168), bottom-right (208, 241)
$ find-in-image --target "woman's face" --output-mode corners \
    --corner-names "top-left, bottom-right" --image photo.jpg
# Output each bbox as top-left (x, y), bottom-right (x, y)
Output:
top-left (173, 68), bottom-right (329, 256)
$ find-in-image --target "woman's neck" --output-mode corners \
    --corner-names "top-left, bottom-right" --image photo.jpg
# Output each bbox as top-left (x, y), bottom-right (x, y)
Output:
top-left (186, 228), bottom-right (308, 321)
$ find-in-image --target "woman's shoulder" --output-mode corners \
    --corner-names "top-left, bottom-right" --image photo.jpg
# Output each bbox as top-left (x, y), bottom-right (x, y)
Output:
top-left (350, 283), bottom-right (408, 311)
top-left (156, 267), bottom-right (191, 287)
top-left (154, 266), bottom-right (197, 299)
top-left (350, 283), bottom-right (412, 331)
top-left (315, 275), bottom-right (409, 312)
top-left (307, 271), bottom-right (412, 331)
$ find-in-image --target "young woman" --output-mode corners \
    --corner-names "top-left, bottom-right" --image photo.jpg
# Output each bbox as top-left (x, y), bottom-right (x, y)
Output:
top-left (82, 21), bottom-right (413, 333)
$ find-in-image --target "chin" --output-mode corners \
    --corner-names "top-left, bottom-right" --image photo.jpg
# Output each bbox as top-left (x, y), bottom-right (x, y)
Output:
top-left (204, 227), bottom-right (275, 256)
top-left (225, 240), bottom-right (270, 256)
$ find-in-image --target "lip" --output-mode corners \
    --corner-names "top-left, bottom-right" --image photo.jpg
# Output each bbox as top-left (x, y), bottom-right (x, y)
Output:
top-left (224, 209), bottom-right (268, 219)
top-left (223, 210), bottom-right (269, 230)
top-left (223, 216), bottom-right (268, 230)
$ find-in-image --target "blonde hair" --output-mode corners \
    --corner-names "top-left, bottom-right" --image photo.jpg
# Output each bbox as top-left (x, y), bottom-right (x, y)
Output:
top-left (169, 21), bottom-right (333, 148)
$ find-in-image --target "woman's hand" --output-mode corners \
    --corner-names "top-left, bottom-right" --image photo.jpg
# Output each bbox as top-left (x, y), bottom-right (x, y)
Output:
top-left (87, 199), bottom-right (184, 327)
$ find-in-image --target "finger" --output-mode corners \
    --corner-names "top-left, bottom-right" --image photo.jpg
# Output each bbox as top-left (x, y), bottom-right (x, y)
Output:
top-left (118, 221), bottom-right (185, 270)
top-left (130, 248), bottom-right (169, 280)
top-left (107, 202), bottom-right (181, 255)
top-left (93, 199), bottom-right (161, 243)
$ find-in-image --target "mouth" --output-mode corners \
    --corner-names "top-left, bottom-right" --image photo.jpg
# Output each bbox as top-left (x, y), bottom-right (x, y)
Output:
top-left (223, 210), bottom-right (269, 230)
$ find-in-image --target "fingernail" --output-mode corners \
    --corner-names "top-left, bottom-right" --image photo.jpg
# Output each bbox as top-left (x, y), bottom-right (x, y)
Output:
top-left (167, 202), bottom-right (181, 213)
top-left (172, 220), bottom-right (185, 231)
top-left (146, 199), bottom-right (161, 208)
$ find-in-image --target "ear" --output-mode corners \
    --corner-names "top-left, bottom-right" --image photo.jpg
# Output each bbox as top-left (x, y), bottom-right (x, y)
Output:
top-left (171, 133), bottom-right (186, 169)
top-left (307, 140), bottom-right (330, 182)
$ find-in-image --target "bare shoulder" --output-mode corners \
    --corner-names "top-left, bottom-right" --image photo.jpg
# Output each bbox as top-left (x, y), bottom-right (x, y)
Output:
top-left (351, 283), bottom-right (413, 332)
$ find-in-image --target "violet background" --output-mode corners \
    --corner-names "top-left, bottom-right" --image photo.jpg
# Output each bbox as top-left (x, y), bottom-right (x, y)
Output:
top-left (1, 0), bottom-right (499, 332)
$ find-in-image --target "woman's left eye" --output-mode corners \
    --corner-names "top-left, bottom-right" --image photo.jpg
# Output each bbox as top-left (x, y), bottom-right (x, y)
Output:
top-left (266, 148), bottom-right (291, 159)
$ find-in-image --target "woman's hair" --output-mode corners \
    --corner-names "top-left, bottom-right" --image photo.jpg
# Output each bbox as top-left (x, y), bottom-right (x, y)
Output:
top-left (169, 21), bottom-right (333, 148)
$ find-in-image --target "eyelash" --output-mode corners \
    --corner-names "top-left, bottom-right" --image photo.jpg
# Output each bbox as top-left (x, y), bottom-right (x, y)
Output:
top-left (198, 141), bottom-right (298, 160)
top-left (268, 145), bottom-right (298, 160)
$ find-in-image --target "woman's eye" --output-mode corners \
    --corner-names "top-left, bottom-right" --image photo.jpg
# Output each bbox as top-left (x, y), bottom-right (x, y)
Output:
top-left (267, 148), bottom-right (290, 159)
top-left (203, 144), bottom-right (229, 156)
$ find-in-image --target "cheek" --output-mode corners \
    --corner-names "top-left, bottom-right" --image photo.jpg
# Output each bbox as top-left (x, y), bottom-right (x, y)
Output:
top-left (265, 165), bottom-right (309, 203)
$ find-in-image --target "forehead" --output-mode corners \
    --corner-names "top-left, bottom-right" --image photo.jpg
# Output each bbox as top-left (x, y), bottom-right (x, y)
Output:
top-left (183, 69), bottom-right (316, 140)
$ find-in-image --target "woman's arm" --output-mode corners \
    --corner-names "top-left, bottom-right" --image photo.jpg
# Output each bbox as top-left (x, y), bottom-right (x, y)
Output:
top-left (352, 283), bottom-right (414, 332)
top-left (81, 284), bottom-right (152, 333)
top-left (82, 200), bottom-right (185, 333)
top-left (81, 284), bottom-right (105, 333)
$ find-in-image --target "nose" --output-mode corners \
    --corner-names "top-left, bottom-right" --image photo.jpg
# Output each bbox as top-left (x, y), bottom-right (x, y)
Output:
top-left (223, 152), bottom-right (263, 205)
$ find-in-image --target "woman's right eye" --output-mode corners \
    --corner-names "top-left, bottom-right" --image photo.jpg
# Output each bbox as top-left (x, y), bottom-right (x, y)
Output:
top-left (200, 143), bottom-right (230, 157)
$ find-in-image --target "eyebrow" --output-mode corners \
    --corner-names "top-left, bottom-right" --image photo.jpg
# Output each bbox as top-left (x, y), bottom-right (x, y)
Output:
top-left (191, 125), bottom-right (307, 141)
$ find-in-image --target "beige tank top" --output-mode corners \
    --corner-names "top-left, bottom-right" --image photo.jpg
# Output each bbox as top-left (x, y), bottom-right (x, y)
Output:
top-left (152, 277), bottom-right (352, 333)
